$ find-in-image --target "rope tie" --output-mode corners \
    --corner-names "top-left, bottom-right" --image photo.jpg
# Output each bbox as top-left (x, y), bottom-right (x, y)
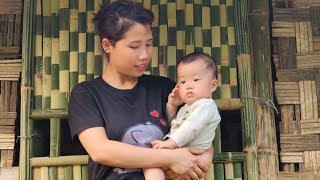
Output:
top-left (240, 96), bottom-right (279, 115)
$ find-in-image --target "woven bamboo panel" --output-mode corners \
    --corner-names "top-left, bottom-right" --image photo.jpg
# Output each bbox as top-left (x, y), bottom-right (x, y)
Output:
top-left (275, 82), bottom-right (300, 104)
top-left (273, 1), bottom-right (320, 175)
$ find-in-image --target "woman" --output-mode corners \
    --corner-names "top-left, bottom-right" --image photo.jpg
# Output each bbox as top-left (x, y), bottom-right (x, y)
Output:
top-left (68, 1), bottom-right (214, 179)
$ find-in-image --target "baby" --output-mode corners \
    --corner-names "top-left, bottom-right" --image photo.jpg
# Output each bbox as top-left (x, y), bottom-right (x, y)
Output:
top-left (145, 52), bottom-right (221, 180)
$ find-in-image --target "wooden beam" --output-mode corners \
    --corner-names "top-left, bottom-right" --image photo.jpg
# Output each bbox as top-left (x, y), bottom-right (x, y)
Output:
top-left (0, 0), bottom-right (23, 14)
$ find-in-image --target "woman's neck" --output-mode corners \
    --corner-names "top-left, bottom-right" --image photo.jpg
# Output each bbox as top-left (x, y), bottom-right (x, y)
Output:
top-left (102, 69), bottom-right (138, 90)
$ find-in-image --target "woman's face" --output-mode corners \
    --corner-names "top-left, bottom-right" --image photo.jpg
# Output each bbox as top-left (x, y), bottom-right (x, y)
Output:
top-left (104, 23), bottom-right (153, 78)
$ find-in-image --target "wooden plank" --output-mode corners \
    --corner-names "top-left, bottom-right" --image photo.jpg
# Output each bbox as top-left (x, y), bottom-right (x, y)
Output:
top-left (275, 82), bottom-right (300, 104)
top-left (277, 38), bottom-right (296, 69)
top-left (314, 36), bottom-right (320, 51)
top-left (0, 144), bottom-right (14, 149)
top-left (0, 119), bottom-right (15, 126)
top-left (0, 112), bottom-right (16, 119)
top-left (272, 8), bottom-right (310, 22)
top-left (0, 59), bottom-right (22, 63)
top-left (292, 0), bottom-right (320, 8)
top-left (311, 6), bottom-right (320, 36)
top-left (0, 46), bottom-right (20, 58)
top-left (296, 52), bottom-right (320, 69)
top-left (0, 0), bottom-right (22, 14)
top-left (277, 69), bottom-right (317, 81)
top-left (280, 152), bottom-right (303, 163)
top-left (280, 172), bottom-right (320, 180)
top-left (280, 134), bottom-right (320, 152)
top-left (0, 126), bottom-right (14, 134)
top-left (300, 119), bottom-right (320, 134)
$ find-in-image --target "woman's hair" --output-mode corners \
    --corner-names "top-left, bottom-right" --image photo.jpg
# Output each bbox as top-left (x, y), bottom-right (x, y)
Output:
top-left (93, 0), bottom-right (154, 46)
top-left (178, 52), bottom-right (218, 79)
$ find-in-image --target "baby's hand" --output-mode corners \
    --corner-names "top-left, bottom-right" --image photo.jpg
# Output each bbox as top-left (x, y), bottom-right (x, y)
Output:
top-left (168, 84), bottom-right (183, 107)
top-left (151, 139), bottom-right (178, 149)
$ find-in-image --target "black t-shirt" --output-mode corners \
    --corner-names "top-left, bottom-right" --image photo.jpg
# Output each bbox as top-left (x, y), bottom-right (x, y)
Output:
top-left (68, 74), bottom-right (176, 180)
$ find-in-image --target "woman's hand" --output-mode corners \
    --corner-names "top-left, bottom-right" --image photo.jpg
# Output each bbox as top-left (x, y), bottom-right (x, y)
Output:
top-left (167, 148), bottom-right (206, 180)
top-left (166, 146), bottom-right (214, 180)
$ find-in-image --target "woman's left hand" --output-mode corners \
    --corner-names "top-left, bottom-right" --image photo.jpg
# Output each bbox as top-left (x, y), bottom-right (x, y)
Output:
top-left (166, 145), bottom-right (214, 180)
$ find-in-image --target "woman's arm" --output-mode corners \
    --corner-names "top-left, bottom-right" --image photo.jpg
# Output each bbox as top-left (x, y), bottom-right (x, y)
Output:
top-left (78, 126), bottom-right (205, 179)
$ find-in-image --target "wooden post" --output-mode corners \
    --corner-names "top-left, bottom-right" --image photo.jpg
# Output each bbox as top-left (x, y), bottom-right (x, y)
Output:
top-left (248, 0), bottom-right (279, 179)
top-left (234, 0), bottom-right (259, 179)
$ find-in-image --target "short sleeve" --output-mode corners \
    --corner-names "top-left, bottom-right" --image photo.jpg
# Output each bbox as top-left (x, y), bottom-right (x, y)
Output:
top-left (68, 83), bottom-right (104, 141)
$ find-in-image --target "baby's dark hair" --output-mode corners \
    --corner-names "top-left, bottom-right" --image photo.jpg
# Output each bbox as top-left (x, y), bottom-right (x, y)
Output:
top-left (178, 52), bottom-right (218, 79)
top-left (93, 0), bottom-right (154, 46)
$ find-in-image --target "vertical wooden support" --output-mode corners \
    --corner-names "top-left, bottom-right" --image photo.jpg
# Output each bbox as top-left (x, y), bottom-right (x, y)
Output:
top-left (234, 0), bottom-right (258, 179)
top-left (19, 1), bottom-right (35, 179)
top-left (249, 0), bottom-right (279, 179)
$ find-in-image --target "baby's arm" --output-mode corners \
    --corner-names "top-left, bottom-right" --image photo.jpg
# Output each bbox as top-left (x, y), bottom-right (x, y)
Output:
top-left (166, 84), bottom-right (183, 121)
top-left (152, 139), bottom-right (179, 149)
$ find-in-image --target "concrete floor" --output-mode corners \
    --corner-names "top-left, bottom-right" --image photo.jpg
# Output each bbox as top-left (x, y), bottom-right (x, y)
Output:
top-left (0, 167), bottom-right (18, 180)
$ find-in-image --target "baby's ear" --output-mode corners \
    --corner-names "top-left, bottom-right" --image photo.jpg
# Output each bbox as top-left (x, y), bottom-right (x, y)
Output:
top-left (211, 79), bottom-right (218, 92)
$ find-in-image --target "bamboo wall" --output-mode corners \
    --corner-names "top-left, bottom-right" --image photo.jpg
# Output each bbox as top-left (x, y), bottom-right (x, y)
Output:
top-left (32, 0), bottom-right (239, 111)
top-left (0, 0), bottom-right (23, 167)
top-left (272, 0), bottom-right (320, 178)
top-left (22, 0), bottom-right (248, 180)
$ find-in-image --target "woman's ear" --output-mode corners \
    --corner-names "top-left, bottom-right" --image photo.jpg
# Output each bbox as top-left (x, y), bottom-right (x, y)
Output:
top-left (101, 38), bottom-right (111, 53)
top-left (211, 79), bottom-right (218, 93)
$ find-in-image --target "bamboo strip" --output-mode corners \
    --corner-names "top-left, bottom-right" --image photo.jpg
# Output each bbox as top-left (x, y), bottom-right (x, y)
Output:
top-left (59, 0), bottom-right (70, 109)
top-left (40, 166), bottom-right (49, 180)
top-left (185, 0), bottom-right (194, 54)
top-left (78, 0), bottom-right (87, 82)
top-left (158, 0), bottom-right (168, 77)
top-left (34, 0), bottom-right (42, 109)
top-left (30, 155), bottom-right (89, 166)
top-left (151, 0), bottom-right (159, 75)
top-left (57, 166), bottom-right (64, 180)
top-left (167, 0), bottom-right (176, 80)
top-left (64, 165), bottom-right (73, 179)
top-left (176, 0), bottom-right (185, 67)
top-left (225, 162), bottom-right (234, 179)
top-left (49, 117), bottom-right (61, 180)
top-left (51, 0), bottom-right (60, 109)
top-left (32, 167), bottom-right (41, 180)
top-left (69, 0), bottom-right (79, 91)
top-left (81, 165), bottom-right (89, 180)
top-left (31, 109), bottom-right (68, 119)
top-left (43, 0), bottom-right (52, 110)
top-left (233, 162), bottom-right (243, 179)
top-left (94, 0), bottom-right (103, 78)
top-left (86, 0), bottom-right (95, 80)
top-left (73, 165), bottom-right (82, 180)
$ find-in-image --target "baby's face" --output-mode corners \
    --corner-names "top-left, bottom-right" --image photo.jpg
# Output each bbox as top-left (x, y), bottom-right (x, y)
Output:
top-left (177, 58), bottom-right (217, 105)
